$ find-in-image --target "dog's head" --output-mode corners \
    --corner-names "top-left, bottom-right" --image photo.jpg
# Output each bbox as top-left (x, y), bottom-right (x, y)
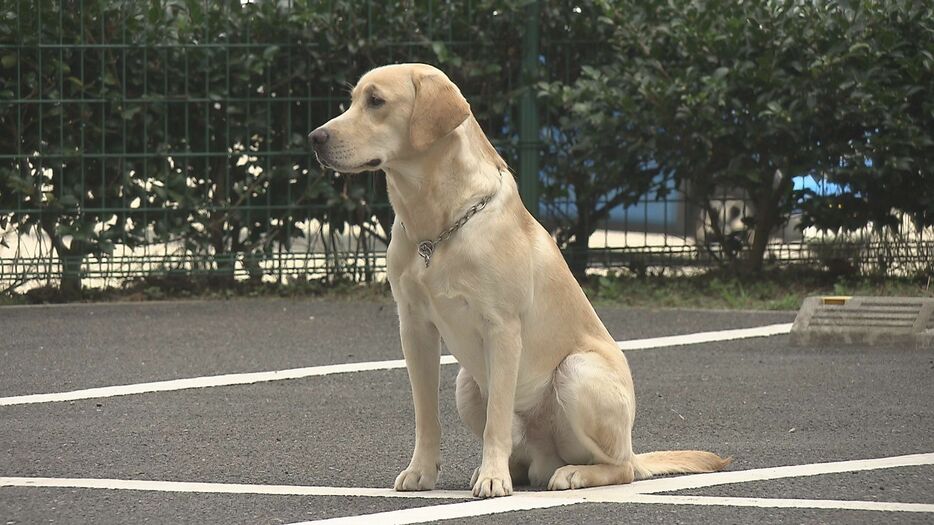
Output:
top-left (309, 63), bottom-right (471, 173)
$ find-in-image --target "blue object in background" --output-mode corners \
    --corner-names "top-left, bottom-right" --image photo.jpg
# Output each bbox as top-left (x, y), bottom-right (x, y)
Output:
top-left (793, 175), bottom-right (847, 195)
top-left (539, 174), bottom-right (684, 232)
top-left (538, 169), bottom-right (850, 240)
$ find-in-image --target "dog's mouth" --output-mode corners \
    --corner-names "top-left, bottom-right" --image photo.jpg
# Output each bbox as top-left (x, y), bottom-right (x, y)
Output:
top-left (314, 151), bottom-right (382, 173)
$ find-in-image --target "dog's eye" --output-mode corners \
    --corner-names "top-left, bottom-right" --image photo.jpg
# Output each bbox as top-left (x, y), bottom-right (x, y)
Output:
top-left (368, 94), bottom-right (385, 108)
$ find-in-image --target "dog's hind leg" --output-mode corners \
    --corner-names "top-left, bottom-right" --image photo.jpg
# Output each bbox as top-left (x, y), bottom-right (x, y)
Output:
top-left (455, 367), bottom-right (486, 437)
top-left (525, 436), bottom-right (566, 487)
top-left (546, 350), bottom-right (638, 490)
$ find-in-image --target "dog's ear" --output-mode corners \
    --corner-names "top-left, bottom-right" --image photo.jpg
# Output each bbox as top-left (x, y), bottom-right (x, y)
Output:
top-left (409, 72), bottom-right (471, 151)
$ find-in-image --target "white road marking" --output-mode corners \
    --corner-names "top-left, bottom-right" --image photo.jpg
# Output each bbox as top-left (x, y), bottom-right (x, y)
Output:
top-left (579, 452), bottom-right (934, 497)
top-left (0, 356), bottom-right (455, 407)
top-left (294, 493), bottom-right (934, 525)
top-left (624, 494), bottom-right (934, 513)
top-left (0, 323), bottom-right (791, 406)
top-left (617, 323), bottom-right (793, 350)
top-left (293, 496), bottom-right (585, 525)
top-left (0, 477), bottom-right (469, 500)
top-left (4, 452), bottom-right (932, 523)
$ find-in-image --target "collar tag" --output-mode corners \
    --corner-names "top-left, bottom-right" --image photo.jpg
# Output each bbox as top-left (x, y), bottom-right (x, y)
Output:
top-left (417, 240), bottom-right (435, 267)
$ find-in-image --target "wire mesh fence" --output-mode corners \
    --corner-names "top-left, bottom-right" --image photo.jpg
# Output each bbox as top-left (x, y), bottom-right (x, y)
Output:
top-left (1, 1), bottom-right (931, 295)
top-left (1, 0), bottom-right (519, 293)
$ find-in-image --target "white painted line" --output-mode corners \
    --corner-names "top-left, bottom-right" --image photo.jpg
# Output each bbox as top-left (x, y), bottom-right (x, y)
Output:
top-left (617, 323), bottom-right (793, 350)
top-left (292, 496), bottom-right (585, 525)
top-left (0, 323), bottom-right (792, 406)
top-left (0, 477), bottom-right (469, 500)
top-left (578, 452), bottom-right (934, 498)
top-left (289, 494), bottom-right (934, 525)
top-left (0, 356), bottom-right (458, 407)
top-left (4, 452), bottom-right (933, 523)
top-left (3, 452), bottom-right (932, 502)
top-left (625, 494), bottom-right (934, 513)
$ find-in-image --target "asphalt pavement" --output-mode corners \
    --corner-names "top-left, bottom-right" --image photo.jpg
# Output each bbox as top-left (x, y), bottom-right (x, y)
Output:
top-left (1, 298), bottom-right (931, 524)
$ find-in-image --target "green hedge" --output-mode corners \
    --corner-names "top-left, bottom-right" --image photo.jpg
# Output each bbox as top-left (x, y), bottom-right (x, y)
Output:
top-left (0, 0), bottom-right (530, 292)
top-left (541, 0), bottom-right (934, 273)
top-left (2, 0), bottom-right (932, 293)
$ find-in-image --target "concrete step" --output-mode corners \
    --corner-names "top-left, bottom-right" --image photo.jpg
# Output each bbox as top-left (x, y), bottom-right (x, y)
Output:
top-left (790, 296), bottom-right (934, 348)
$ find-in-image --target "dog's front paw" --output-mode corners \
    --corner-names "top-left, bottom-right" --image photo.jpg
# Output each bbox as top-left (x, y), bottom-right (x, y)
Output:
top-left (470, 467), bottom-right (513, 498)
top-left (393, 463), bottom-right (440, 491)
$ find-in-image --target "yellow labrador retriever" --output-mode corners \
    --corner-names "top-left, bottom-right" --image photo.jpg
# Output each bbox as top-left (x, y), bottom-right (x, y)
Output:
top-left (310, 63), bottom-right (730, 498)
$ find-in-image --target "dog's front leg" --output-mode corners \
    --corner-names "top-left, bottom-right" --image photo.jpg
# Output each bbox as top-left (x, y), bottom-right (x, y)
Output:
top-left (393, 309), bottom-right (443, 491)
top-left (472, 319), bottom-right (522, 498)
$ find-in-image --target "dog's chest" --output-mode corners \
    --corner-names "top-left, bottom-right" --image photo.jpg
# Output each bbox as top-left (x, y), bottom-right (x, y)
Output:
top-left (393, 264), bottom-right (489, 373)
top-left (429, 294), bottom-right (492, 381)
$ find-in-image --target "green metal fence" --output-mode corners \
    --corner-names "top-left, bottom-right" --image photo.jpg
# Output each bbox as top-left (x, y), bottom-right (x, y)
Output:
top-left (0, 0), bottom-right (539, 293)
top-left (2, 1), bottom-right (931, 295)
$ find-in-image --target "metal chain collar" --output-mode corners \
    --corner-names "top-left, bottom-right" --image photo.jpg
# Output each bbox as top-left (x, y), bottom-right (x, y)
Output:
top-left (410, 169), bottom-right (505, 268)
top-left (416, 194), bottom-right (493, 268)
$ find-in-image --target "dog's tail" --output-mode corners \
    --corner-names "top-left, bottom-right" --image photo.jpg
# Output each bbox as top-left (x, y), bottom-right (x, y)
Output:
top-left (632, 450), bottom-right (732, 480)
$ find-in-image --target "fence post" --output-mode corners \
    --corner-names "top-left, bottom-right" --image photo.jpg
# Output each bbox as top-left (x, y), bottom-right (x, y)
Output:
top-left (518, 0), bottom-right (541, 218)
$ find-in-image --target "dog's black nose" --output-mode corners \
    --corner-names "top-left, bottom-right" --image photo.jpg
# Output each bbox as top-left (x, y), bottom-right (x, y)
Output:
top-left (309, 128), bottom-right (329, 146)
